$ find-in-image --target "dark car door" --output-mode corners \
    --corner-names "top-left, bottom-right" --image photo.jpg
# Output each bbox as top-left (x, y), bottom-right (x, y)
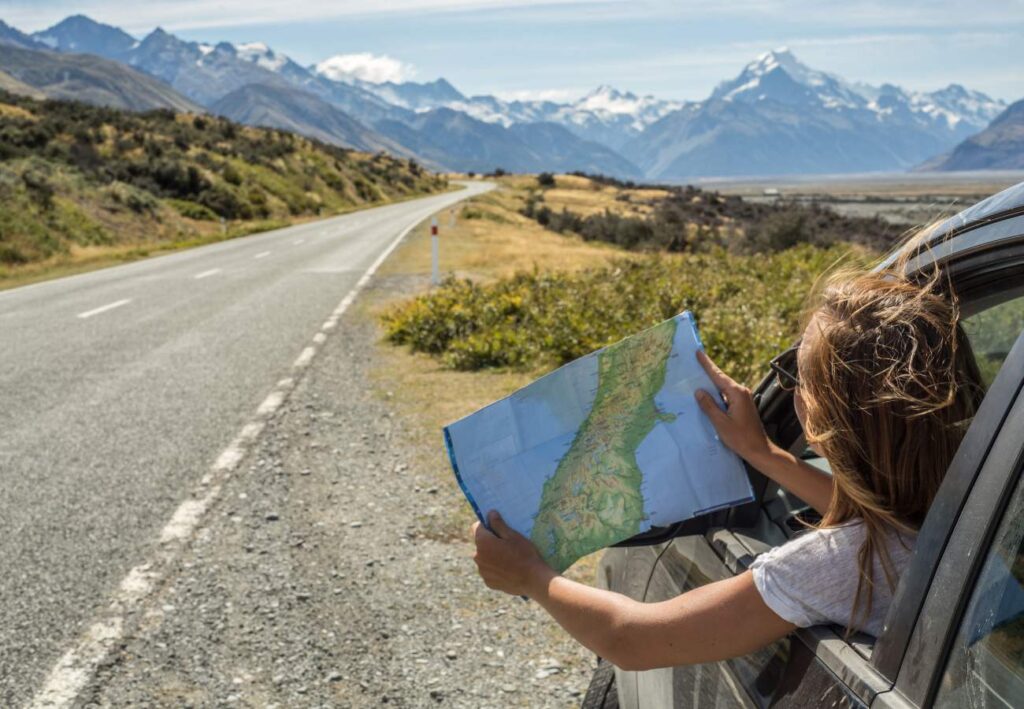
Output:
top-left (605, 240), bottom-right (1024, 707)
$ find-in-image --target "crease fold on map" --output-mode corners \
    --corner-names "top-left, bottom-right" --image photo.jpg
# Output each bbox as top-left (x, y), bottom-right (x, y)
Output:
top-left (444, 311), bottom-right (755, 573)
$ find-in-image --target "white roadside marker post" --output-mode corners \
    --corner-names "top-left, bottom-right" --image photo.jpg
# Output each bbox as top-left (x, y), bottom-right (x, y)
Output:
top-left (431, 216), bottom-right (440, 286)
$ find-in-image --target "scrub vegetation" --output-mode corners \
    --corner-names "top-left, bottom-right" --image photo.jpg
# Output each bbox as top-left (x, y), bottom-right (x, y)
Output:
top-left (382, 174), bottom-right (878, 385)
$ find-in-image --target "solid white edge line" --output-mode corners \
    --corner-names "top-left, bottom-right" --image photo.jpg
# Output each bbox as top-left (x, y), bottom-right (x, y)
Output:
top-left (28, 186), bottom-right (484, 709)
top-left (76, 299), bottom-right (131, 319)
top-left (194, 268), bottom-right (222, 280)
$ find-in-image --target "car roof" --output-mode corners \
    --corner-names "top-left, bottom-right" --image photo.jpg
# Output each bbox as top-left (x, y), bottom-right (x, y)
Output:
top-left (881, 179), bottom-right (1024, 272)
top-left (932, 179), bottom-right (1024, 237)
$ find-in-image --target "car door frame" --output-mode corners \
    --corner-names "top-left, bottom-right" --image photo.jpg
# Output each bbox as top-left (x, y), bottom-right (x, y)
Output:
top-left (872, 333), bottom-right (1024, 707)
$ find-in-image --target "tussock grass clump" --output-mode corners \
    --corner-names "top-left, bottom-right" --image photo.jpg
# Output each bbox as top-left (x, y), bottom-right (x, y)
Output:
top-left (383, 245), bottom-right (862, 385)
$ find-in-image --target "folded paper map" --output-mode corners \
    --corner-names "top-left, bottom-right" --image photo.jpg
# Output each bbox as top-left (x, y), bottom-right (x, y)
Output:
top-left (444, 311), bottom-right (754, 572)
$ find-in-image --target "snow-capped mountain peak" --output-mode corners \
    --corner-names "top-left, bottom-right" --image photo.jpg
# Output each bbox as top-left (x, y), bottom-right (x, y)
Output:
top-left (745, 47), bottom-right (830, 88)
top-left (576, 85), bottom-right (643, 114)
top-left (713, 47), bottom-right (863, 109)
top-left (567, 85), bottom-right (682, 132)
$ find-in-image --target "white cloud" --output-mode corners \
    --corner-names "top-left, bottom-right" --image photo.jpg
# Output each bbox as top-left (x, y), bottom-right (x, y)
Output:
top-left (315, 53), bottom-right (417, 84)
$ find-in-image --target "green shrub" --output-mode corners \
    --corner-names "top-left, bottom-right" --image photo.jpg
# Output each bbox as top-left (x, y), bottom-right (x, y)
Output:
top-left (166, 198), bottom-right (218, 221)
top-left (383, 245), bottom-right (864, 384)
top-left (0, 244), bottom-right (27, 265)
top-left (222, 163), bottom-right (243, 186)
top-left (105, 181), bottom-right (159, 214)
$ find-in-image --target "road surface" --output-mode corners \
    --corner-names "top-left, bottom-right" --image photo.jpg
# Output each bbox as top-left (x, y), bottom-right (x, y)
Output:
top-left (0, 181), bottom-right (492, 705)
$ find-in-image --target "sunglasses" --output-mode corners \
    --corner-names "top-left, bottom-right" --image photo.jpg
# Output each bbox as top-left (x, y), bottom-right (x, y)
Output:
top-left (769, 345), bottom-right (801, 392)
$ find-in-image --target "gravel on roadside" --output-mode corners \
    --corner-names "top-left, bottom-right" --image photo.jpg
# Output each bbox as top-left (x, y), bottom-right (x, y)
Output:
top-left (87, 273), bottom-right (596, 708)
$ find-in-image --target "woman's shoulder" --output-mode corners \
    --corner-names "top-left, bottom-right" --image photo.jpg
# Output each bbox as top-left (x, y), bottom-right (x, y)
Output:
top-left (749, 519), bottom-right (917, 633)
top-left (763, 521), bottom-right (864, 556)
top-left (756, 520), bottom-right (916, 567)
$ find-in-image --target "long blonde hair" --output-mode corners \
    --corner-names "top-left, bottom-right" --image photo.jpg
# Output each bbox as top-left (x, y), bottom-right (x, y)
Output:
top-left (798, 263), bottom-right (985, 630)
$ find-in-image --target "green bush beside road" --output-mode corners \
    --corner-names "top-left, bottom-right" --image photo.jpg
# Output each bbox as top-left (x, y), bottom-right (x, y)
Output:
top-left (384, 244), bottom-right (865, 385)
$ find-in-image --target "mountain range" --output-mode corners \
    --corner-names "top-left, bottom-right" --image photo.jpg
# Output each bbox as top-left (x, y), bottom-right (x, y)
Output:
top-left (1, 14), bottom-right (1017, 179)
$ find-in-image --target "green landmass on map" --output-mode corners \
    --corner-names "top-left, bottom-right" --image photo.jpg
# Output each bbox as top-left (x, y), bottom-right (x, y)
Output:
top-left (530, 318), bottom-right (679, 572)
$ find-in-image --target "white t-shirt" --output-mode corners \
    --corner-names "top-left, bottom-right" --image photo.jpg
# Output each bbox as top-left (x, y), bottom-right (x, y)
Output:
top-left (750, 521), bottom-right (916, 638)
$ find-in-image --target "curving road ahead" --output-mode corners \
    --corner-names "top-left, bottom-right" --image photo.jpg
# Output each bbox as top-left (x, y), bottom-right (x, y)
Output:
top-left (0, 181), bottom-right (492, 705)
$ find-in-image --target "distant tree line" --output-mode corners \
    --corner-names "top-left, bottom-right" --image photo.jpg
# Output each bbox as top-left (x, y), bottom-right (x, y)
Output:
top-left (522, 182), bottom-right (900, 254)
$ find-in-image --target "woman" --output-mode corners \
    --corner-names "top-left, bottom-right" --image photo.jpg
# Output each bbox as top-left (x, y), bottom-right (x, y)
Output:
top-left (470, 264), bottom-right (984, 671)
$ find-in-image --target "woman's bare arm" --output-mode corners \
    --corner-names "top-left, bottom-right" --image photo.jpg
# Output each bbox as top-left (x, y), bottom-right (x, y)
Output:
top-left (744, 443), bottom-right (833, 518)
top-left (695, 351), bottom-right (833, 516)
top-left (473, 512), bottom-right (796, 671)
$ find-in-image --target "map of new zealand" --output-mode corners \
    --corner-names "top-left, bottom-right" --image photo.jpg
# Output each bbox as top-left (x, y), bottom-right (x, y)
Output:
top-left (444, 312), bottom-right (754, 572)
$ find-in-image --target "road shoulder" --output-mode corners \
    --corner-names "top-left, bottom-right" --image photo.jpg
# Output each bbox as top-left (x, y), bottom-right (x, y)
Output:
top-left (87, 261), bottom-right (593, 708)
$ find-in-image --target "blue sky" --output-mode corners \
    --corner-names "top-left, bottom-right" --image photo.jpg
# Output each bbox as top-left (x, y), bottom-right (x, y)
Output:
top-left (4, 0), bottom-right (1022, 102)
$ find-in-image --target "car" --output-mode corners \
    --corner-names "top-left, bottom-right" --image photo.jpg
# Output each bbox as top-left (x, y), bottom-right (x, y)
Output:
top-left (583, 181), bottom-right (1024, 709)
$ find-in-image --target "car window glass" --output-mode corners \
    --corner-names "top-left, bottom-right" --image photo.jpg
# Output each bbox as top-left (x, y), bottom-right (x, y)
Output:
top-left (935, 468), bottom-right (1024, 709)
top-left (962, 295), bottom-right (1024, 387)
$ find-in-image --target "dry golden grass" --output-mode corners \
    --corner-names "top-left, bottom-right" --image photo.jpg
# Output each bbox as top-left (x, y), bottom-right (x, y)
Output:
top-left (533, 174), bottom-right (670, 218)
top-left (379, 180), bottom-right (631, 282)
top-left (0, 218), bottom-right (290, 291)
top-left (0, 102), bottom-right (37, 120)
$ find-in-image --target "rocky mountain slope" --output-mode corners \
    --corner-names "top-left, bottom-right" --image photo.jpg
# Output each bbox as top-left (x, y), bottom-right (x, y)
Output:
top-left (928, 99), bottom-right (1024, 170)
top-left (0, 43), bottom-right (200, 112)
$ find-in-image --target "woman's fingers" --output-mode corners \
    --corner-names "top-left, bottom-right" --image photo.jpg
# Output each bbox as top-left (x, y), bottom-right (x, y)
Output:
top-left (697, 350), bottom-right (739, 393)
top-left (487, 510), bottom-right (514, 539)
top-left (696, 389), bottom-right (729, 427)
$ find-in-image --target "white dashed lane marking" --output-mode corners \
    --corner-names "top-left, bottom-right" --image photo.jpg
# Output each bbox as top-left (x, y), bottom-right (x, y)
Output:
top-left (76, 299), bottom-right (131, 320)
top-left (253, 251), bottom-right (271, 259)
top-left (194, 268), bottom-right (222, 280)
top-left (293, 239), bottom-right (305, 245)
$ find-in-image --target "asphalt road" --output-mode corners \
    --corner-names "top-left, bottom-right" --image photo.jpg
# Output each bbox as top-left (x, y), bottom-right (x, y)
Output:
top-left (0, 181), bottom-right (492, 705)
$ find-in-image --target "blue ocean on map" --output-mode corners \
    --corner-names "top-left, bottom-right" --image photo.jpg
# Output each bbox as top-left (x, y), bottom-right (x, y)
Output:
top-left (445, 352), bottom-right (600, 537)
top-left (635, 317), bottom-right (745, 528)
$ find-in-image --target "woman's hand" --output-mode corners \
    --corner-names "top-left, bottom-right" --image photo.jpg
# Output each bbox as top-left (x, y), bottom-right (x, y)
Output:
top-left (472, 510), bottom-right (556, 597)
top-left (694, 350), bottom-right (774, 465)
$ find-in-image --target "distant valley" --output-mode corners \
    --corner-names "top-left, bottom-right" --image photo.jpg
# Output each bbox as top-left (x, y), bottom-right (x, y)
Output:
top-left (0, 14), bottom-right (1019, 179)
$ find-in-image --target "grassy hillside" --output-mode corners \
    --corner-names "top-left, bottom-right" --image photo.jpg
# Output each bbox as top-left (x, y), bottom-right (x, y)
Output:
top-left (0, 90), bottom-right (447, 284)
